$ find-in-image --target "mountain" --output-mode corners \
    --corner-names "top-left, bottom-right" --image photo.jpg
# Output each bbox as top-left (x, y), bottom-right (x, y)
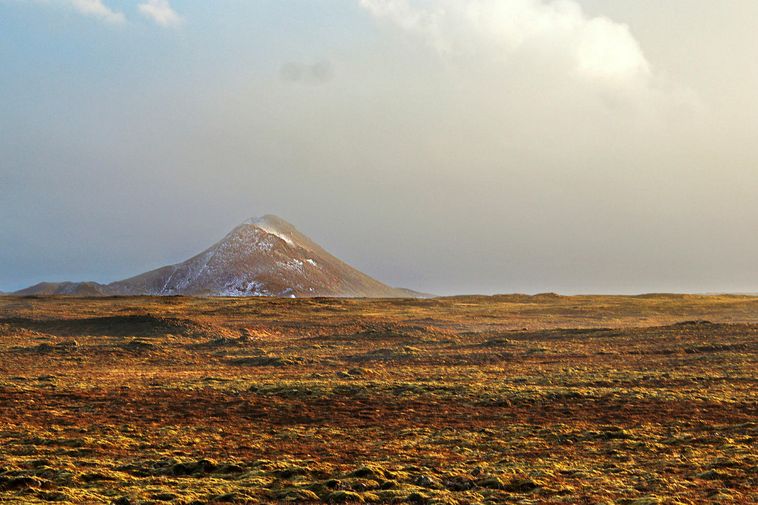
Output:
top-left (13, 281), bottom-right (110, 296)
top-left (14, 215), bottom-right (418, 298)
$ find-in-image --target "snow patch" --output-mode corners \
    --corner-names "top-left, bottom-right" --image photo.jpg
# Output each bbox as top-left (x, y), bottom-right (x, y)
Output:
top-left (278, 259), bottom-right (305, 273)
top-left (217, 279), bottom-right (269, 297)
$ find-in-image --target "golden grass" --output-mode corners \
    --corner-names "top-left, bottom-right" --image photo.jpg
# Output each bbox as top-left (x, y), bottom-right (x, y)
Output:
top-left (0, 294), bottom-right (756, 504)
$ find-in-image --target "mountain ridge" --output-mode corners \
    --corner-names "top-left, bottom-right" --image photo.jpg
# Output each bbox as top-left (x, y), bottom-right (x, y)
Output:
top-left (13, 216), bottom-right (423, 298)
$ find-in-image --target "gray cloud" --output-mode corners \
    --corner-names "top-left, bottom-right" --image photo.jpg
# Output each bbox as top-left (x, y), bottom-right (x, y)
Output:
top-left (280, 61), bottom-right (334, 85)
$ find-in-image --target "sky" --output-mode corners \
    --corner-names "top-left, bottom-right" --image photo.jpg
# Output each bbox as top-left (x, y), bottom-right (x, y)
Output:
top-left (1, 0), bottom-right (757, 295)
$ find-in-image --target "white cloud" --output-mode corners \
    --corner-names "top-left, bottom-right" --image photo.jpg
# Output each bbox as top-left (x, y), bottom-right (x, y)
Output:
top-left (359, 0), bottom-right (651, 83)
top-left (69, 0), bottom-right (125, 24)
top-left (138, 0), bottom-right (181, 27)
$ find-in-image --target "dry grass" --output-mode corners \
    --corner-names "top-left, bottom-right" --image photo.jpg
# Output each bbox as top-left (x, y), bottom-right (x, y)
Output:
top-left (0, 294), bottom-right (756, 504)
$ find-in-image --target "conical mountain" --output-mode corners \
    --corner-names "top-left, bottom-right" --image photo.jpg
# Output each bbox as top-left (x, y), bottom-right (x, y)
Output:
top-left (15, 216), bottom-right (417, 298)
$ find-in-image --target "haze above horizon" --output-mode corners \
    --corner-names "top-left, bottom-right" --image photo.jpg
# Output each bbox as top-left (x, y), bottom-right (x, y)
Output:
top-left (2, 1), bottom-right (757, 295)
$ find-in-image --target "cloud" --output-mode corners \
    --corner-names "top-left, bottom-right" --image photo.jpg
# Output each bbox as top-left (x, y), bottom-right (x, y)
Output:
top-left (359, 0), bottom-right (651, 83)
top-left (69, 0), bottom-right (125, 24)
top-left (138, 0), bottom-right (181, 27)
top-left (280, 61), bottom-right (334, 85)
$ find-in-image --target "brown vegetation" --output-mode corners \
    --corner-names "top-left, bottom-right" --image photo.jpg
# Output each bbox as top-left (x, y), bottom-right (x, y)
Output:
top-left (0, 294), bottom-right (756, 504)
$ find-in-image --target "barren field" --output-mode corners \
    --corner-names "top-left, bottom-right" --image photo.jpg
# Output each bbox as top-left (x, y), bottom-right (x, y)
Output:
top-left (0, 294), bottom-right (756, 504)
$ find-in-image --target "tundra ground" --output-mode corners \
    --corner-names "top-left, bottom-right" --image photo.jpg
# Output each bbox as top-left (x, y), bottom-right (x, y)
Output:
top-left (0, 294), bottom-right (756, 504)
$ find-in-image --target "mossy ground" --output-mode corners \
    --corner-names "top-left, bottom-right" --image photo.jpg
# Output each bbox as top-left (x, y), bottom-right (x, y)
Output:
top-left (0, 294), bottom-right (756, 504)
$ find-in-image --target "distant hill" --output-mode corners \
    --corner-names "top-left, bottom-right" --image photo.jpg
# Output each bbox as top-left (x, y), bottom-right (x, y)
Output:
top-left (14, 215), bottom-right (421, 298)
top-left (14, 281), bottom-right (110, 297)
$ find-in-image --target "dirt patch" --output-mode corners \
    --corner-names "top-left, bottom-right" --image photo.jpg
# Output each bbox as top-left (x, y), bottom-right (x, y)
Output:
top-left (227, 355), bottom-right (305, 367)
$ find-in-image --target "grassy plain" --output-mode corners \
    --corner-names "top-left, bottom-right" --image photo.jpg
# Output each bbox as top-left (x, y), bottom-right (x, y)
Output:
top-left (0, 294), bottom-right (756, 504)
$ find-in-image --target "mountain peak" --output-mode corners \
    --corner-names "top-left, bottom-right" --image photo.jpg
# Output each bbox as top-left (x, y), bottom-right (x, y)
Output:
top-left (242, 214), bottom-right (289, 227)
top-left (240, 215), bottom-right (296, 246)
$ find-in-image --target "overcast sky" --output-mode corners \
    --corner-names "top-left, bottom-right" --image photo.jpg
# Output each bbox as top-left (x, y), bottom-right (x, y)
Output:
top-left (1, 0), bottom-right (757, 295)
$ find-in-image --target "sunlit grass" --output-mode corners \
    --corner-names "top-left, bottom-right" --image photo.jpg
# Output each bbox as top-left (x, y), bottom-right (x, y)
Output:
top-left (0, 295), bottom-right (756, 504)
